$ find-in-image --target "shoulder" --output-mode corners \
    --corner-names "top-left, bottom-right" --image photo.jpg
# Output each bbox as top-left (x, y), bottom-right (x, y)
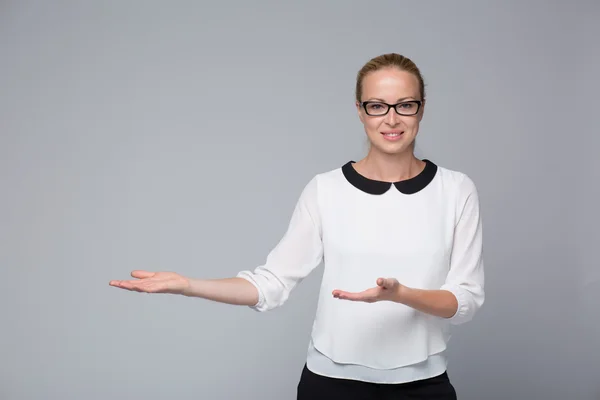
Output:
top-left (303, 164), bottom-right (346, 191)
top-left (434, 163), bottom-right (479, 196)
top-left (295, 164), bottom-right (345, 203)
top-left (433, 163), bottom-right (481, 217)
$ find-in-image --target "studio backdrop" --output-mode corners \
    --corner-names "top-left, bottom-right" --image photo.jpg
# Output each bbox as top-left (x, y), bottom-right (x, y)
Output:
top-left (1, 1), bottom-right (598, 399)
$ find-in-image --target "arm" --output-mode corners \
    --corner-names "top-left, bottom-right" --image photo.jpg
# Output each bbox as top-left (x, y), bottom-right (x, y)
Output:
top-left (236, 176), bottom-right (324, 312)
top-left (393, 286), bottom-right (459, 318)
top-left (181, 277), bottom-right (259, 306)
top-left (333, 278), bottom-right (459, 319)
top-left (333, 174), bottom-right (484, 323)
top-left (110, 176), bottom-right (323, 310)
top-left (391, 175), bottom-right (484, 321)
top-left (109, 270), bottom-right (260, 305)
top-left (437, 174), bottom-right (485, 323)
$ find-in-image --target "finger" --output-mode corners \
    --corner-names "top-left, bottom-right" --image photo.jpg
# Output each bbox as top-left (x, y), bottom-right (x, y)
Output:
top-left (332, 290), bottom-right (368, 301)
top-left (334, 292), bottom-right (358, 301)
top-left (128, 279), bottom-right (167, 293)
top-left (332, 289), bottom-right (367, 296)
top-left (131, 270), bottom-right (155, 279)
top-left (109, 280), bottom-right (134, 290)
top-left (377, 278), bottom-right (396, 289)
top-left (332, 289), bottom-right (355, 297)
top-left (109, 280), bottom-right (145, 292)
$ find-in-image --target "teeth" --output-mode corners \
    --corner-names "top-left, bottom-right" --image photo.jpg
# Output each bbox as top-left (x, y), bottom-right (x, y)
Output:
top-left (385, 133), bottom-right (401, 136)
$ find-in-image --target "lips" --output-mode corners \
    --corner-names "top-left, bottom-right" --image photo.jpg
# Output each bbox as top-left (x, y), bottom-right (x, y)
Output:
top-left (381, 131), bottom-right (403, 137)
top-left (381, 131), bottom-right (404, 141)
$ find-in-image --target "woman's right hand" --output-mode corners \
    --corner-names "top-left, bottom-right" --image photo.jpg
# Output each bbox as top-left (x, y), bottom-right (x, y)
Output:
top-left (109, 270), bottom-right (190, 295)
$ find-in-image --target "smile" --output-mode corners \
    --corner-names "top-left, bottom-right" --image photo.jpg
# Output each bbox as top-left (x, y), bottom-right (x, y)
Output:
top-left (381, 131), bottom-right (404, 141)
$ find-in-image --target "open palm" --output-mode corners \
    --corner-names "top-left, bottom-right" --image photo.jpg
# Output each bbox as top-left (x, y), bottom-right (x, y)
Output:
top-left (332, 278), bottom-right (402, 303)
top-left (109, 270), bottom-right (190, 294)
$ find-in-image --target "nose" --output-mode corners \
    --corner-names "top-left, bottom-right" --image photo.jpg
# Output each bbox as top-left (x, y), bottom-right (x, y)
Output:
top-left (384, 107), bottom-right (400, 125)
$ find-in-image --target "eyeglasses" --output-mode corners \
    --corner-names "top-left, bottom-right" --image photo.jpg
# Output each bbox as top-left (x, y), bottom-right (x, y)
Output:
top-left (361, 100), bottom-right (422, 116)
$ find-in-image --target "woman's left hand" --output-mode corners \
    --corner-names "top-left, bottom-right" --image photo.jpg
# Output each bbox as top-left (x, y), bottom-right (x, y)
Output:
top-left (332, 278), bottom-right (403, 303)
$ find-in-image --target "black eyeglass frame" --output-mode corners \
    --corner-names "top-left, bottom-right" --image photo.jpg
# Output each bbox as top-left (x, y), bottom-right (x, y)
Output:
top-left (360, 100), bottom-right (423, 116)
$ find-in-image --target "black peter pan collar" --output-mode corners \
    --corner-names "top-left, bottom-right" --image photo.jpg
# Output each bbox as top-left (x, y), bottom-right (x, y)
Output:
top-left (341, 159), bottom-right (438, 195)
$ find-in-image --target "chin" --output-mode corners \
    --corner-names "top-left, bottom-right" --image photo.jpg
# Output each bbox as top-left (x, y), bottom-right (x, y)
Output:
top-left (370, 138), bottom-right (414, 156)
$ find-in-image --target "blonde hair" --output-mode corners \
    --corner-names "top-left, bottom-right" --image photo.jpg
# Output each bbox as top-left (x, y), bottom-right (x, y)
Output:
top-left (355, 53), bottom-right (425, 103)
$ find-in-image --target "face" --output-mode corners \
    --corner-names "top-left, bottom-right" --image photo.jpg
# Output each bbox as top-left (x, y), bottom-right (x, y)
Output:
top-left (356, 68), bottom-right (424, 156)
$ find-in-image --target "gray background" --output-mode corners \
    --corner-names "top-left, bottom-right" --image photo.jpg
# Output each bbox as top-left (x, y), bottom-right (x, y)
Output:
top-left (1, 1), bottom-right (598, 399)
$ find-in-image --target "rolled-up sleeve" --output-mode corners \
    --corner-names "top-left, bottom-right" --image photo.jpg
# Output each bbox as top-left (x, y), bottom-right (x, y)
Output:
top-left (236, 176), bottom-right (323, 312)
top-left (440, 174), bottom-right (485, 325)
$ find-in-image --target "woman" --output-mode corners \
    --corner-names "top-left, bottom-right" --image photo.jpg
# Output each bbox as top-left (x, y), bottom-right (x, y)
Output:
top-left (110, 53), bottom-right (484, 399)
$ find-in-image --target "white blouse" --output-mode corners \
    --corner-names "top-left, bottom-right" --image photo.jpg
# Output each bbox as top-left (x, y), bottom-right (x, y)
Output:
top-left (237, 159), bottom-right (484, 383)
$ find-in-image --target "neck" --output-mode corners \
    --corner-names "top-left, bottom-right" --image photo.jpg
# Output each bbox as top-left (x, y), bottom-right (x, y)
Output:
top-left (355, 147), bottom-right (425, 182)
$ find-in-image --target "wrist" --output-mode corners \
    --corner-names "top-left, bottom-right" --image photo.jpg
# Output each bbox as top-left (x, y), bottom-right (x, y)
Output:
top-left (180, 277), bottom-right (194, 296)
top-left (393, 284), bottom-right (411, 304)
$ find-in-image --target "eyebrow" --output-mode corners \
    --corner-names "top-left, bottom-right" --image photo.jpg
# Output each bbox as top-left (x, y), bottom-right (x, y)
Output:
top-left (366, 97), bottom-right (417, 102)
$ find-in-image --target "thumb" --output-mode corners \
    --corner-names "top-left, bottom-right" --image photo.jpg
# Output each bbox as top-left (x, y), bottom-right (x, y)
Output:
top-left (131, 270), bottom-right (155, 279)
top-left (377, 277), bottom-right (394, 288)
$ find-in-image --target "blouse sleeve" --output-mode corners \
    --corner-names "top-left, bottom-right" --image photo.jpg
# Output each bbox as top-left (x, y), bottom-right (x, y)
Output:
top-left (236, 176), bottom-right (324, 312)
top-left (440, 174), bottom-right (485, 325)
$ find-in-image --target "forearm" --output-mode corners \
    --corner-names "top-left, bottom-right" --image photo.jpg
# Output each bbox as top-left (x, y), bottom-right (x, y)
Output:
top-left (181, 277), bottom-right (259, 306)
top-left (394, 286), bottom-right (458, 319)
